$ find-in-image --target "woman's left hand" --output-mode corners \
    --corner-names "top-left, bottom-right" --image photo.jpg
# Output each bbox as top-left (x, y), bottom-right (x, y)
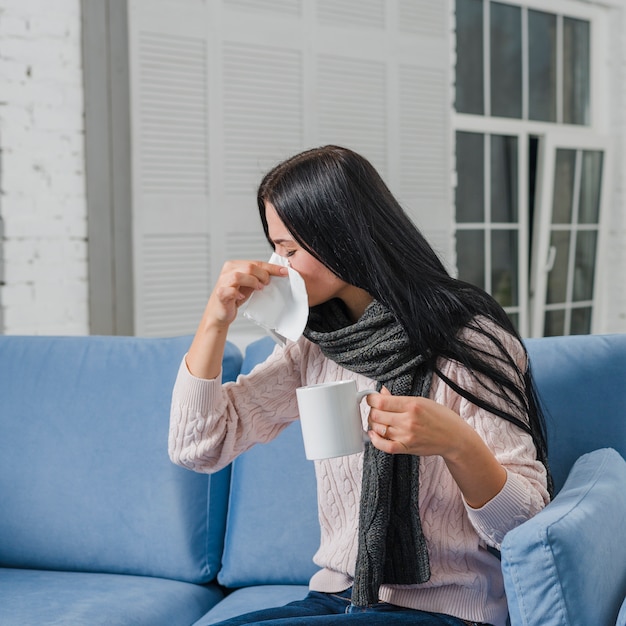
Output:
top-left (366, 387), bottom-right (473, 459)
top-left (366, 388), bottom-right (508, 508)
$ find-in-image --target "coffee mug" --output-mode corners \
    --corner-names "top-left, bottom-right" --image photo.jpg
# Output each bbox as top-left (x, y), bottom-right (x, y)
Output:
top-left (296, 380), bottom-right (377, 460)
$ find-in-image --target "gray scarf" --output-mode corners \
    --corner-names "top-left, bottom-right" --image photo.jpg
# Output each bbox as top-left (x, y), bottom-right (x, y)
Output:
top-left (303, 299), bottom-right (432, 606)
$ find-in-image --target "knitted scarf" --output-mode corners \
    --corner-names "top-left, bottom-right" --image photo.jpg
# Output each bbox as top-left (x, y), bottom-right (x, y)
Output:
top-left (303, 299), bottom-right (432, 606)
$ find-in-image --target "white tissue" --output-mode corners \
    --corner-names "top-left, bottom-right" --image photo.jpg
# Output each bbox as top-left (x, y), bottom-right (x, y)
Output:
top-left (241, 253), bottom-right (309, 346)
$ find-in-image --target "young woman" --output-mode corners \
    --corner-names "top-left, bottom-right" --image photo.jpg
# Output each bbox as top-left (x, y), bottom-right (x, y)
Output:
top-left (169, 145), bottom-right (552, 626)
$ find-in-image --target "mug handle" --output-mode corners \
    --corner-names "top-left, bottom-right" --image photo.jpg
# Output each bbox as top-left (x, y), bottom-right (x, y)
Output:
top-left (356, 389), bottom-right (378, 442)
top-left (357, 389), bottom-right (378, 402)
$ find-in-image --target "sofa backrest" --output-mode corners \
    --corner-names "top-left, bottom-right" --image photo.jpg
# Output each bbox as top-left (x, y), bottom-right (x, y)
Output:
top-left (217, 333), bottom-right (626, 589)
top-left (0, 335), bottom-right (242, 584)
top-left (525, 333), bottom-right (626, 492)
top-left (218, 337), bottom-right (320, 588)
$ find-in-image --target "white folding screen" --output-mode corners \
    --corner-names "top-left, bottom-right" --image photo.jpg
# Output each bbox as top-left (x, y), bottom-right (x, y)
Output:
top-left (127, 0), bottom-right (453, 341)
top-left (128, 1), bottom-right (211, 337)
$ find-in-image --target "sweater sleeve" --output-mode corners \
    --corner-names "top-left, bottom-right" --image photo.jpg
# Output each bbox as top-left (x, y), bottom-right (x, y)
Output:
top-left (168, 337), bottom-right (306, 474)
top-left (432, 319), bottom-right (550, 549)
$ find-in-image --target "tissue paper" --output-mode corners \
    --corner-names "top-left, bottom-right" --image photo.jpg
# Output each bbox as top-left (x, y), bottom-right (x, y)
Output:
top-left (241, 253), bottom-right (309, 345)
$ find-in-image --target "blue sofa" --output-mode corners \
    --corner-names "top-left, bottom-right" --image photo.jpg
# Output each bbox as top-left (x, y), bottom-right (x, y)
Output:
top-left (1, 333), bottom-right (625, 626)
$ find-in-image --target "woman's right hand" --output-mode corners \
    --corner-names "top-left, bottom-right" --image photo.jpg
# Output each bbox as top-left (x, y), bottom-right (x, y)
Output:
top-left (186, 260), bottom-right (288, 379)
top-left (206, 260), bottom-right (288, 327)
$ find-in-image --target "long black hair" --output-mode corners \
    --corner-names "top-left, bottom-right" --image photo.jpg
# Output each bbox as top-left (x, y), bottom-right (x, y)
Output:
top-left (258, 145), bottom-right (552, 495)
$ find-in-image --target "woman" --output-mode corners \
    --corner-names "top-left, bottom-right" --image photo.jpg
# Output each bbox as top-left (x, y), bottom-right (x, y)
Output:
top-left (169, 146), bottom-right (551, 626)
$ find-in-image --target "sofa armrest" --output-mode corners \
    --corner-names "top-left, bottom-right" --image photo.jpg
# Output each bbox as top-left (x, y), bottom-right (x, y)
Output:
top-left (501, 448), bottom-right (626, 626)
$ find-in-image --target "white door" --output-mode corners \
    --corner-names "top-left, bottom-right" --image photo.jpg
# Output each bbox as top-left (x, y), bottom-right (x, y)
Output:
top-left (530, 133), bottom-right (609, 337)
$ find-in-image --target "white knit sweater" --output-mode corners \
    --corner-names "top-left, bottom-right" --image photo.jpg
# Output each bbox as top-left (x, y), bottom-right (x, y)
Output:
top-left (169, 322), bottom-right (549, 626)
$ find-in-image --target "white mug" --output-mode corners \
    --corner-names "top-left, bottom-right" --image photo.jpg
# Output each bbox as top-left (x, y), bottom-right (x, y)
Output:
top-left (296, 380), bottom-right (377, 460)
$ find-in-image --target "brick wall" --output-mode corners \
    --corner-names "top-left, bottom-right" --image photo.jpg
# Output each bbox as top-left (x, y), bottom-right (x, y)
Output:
top-left (0, 0), bottom-right (88, 334)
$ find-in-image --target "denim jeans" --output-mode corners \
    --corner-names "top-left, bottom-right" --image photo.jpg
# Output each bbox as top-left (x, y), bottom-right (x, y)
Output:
top-left (210, 589), bottom-right (491, 625)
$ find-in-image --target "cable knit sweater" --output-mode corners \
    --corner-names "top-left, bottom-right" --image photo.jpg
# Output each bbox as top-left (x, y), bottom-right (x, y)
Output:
top-left (169, 321), bottom-right (549, 626)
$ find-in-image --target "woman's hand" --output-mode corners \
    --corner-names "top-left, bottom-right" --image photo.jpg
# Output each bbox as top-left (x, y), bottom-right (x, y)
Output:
top-left (206, 260), bottom-right (288, 328)
top-left (366, 388), bottom-right (469, 458)
top-left (186, 260), bottom-right (287, 380)
top-left (366, 388), bottom-right (508, 508)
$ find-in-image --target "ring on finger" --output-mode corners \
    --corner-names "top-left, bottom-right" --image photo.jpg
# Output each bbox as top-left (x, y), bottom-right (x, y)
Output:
top-left (381, 425), bottom-right (388, 438)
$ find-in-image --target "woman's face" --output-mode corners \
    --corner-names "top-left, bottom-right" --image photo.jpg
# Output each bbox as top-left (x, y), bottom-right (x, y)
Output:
top-left (264, 202), bottom-right (359, 310)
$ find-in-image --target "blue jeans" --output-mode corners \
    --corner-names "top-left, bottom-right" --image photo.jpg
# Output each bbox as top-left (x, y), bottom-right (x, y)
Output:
top-left (211, 589), bottom-right (491, 625)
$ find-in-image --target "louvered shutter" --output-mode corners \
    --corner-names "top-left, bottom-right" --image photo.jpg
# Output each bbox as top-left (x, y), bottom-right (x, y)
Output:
top-left (395, 0), bottom-right (453, 268)
top-left (128, 0), bottom-right (453, 340)
top-left (128, 0), bottom-right (211, 336)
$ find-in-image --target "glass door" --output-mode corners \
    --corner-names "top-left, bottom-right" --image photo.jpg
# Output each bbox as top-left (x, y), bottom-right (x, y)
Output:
top-left (455, 129), bottom-right (529, 334)
top-left (530, 134), bottom-right (609, 337)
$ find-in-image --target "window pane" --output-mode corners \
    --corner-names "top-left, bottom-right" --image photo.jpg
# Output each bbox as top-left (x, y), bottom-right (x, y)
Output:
top-left (456, 132), bottom-right (484, 223)
top-left (456, 0), bottom-right (484, 115)
top-left (490, 2), bottom-right (522, 118)
top-left (563, 17), bottom-right (590, 125)
top-left (507, 312), bottom-right (519, 331)
top-left (552, 149), bottom-right (576, 224)
top-left (528, 10), bottom-right (557, 122)
top-left (544, 309), bottom-right (565, 336)
top-left (491, 134), bottom-right (518, 222)
top-left (546, 230), bottom-right (569, 304)
top-left (571, 307), bottom-right (592, 334)
top-left (573, 230), bottom-right (597, 301)
top-left (492, 229), bottom-right (518, 307)
top-left (456, 230), bottom-right (485, 289)
top-left (579, 150), bottom-right (603, 224)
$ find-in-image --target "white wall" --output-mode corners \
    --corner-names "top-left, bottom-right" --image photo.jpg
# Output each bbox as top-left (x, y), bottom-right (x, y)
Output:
top-left (0, 0), bottom-right (88, 334)
top-left (604, 0), bottom-right (626, 333)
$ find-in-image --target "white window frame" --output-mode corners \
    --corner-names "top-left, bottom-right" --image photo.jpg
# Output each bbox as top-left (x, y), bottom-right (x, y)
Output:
top-left (454, 122), bottom-right (531, 333)
top-left (530, 132), bottom-right (611, 337)
top-left (453, 0), bottom-right (610, 337)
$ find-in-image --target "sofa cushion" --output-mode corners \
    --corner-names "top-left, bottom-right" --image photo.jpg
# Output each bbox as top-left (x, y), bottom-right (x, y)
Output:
top-left (218, 419), bottom-right (320, 587)
top-left (218, 337), bottom-right (320, 587)
top-left (525, 334), bottom-right (626, 492)
top-left (0, 567), bottom-right (223, 626)
top-left (193, 585), bottom-right (310, 625)
top-left (501, 448), bottom-right (626, 626)
top-left (239, 335), bottom-right (277, 376)
top-left (618, 595), bottom-right (626, 626)
top-left (0, 335), bottom-right (242, 583)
